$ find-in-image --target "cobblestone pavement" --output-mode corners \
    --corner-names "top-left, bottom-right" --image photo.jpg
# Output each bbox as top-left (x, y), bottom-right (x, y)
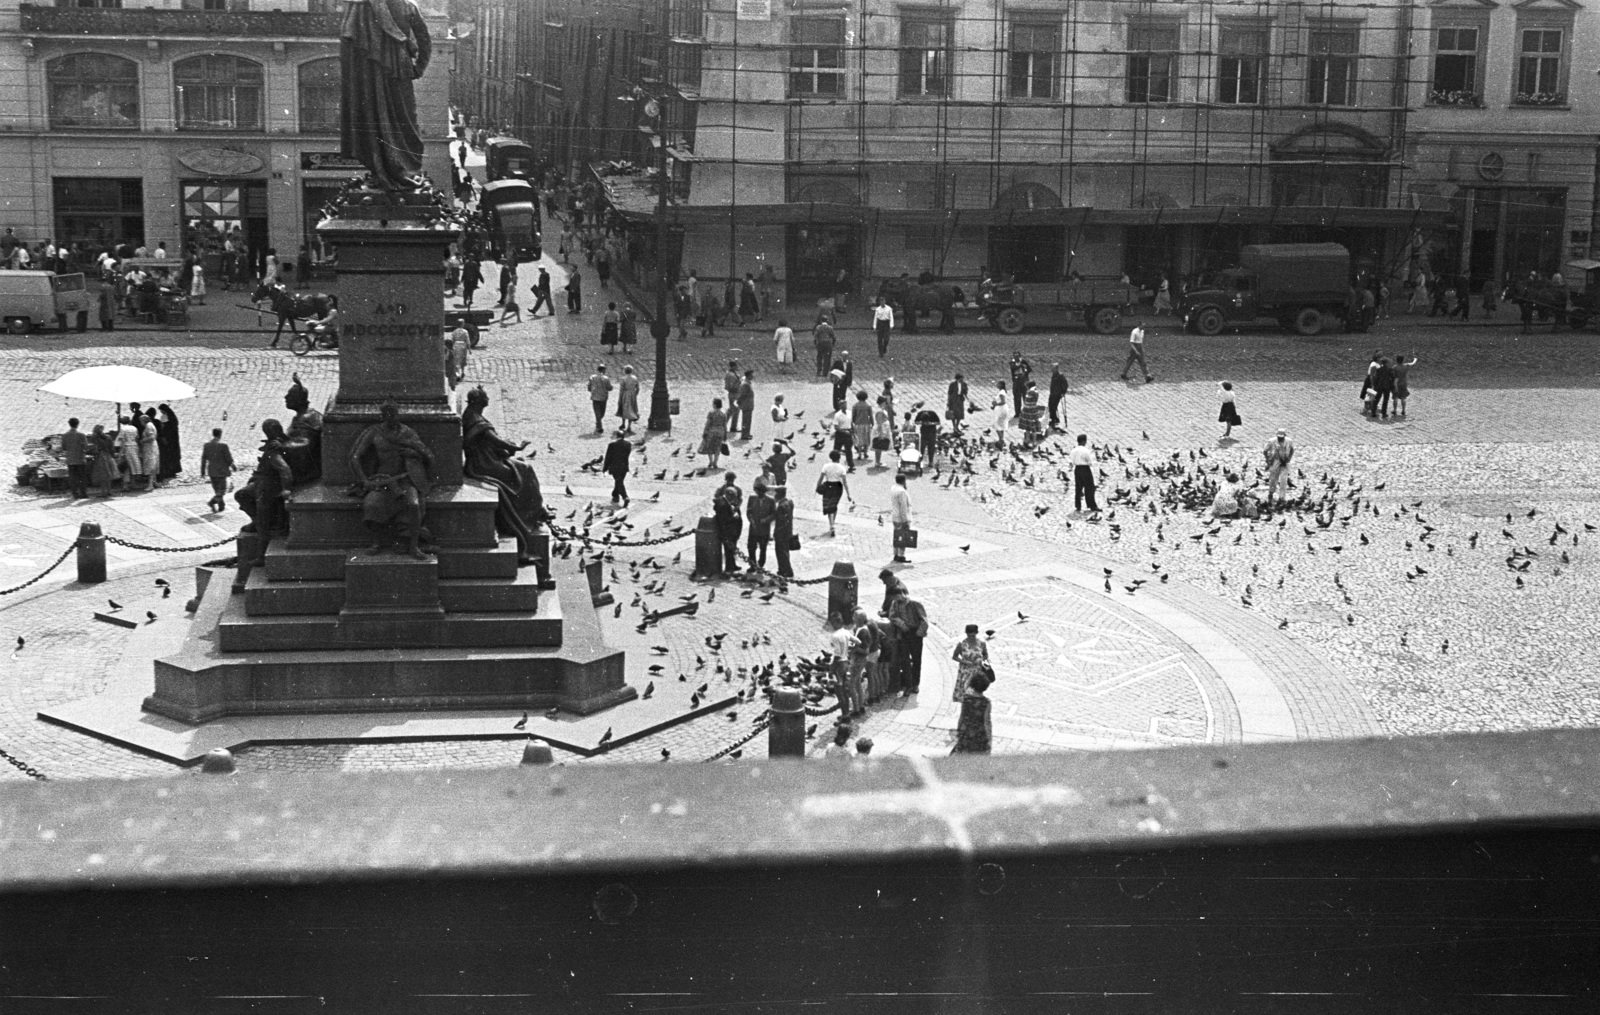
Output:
top-left (0, 256), bottom-right (1596, 780)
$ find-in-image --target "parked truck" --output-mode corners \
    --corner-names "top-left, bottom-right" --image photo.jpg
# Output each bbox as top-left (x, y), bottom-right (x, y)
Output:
top-left (1181, 243), bottom-right (1351, 336)
top-left (479, 179), bottom-right (542, 263)
top-left (978, 278), bottom-right (1146, 335)
top-left (0, 269), bottom-right (94, 334)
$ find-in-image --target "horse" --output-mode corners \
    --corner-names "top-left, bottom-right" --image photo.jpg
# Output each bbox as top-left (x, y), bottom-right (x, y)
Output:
top-left (876, 278), bottom-right (969, 333)
top-left (251, 281), bottom-right (336, 345)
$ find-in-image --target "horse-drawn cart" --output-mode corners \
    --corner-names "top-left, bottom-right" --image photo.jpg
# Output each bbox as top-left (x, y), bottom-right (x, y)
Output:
top-left (978, 279), bottom-right (1145, 335)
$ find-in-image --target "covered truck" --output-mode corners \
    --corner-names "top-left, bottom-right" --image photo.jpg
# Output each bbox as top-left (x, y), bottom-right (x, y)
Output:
top-left (1181, 243), bottom-right (1351, 336)
top-left (0, 269), bottom-right (94, 334)
top-left (479, 179), bottom-right (542, 263)
top-left (978, 278), bottom-right (1145, 335)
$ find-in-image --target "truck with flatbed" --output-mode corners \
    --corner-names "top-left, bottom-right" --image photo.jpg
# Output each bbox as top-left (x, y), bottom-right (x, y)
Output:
top-left (1180, 243), bottom-right (1351, 336)
top-left (977, 278), bottom-right (1145, 334)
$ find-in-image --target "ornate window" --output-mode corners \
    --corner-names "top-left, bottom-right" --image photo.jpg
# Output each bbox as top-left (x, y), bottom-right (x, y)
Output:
top-left (1008, 20), bottom-right (1058, 100)
top-left (899, 11), bottom-right (953, 98)
top-left (1514, 21), bottom-right (1569, 105)
top-left (174, 55), bottom-right (264, 131)
top-left (1217, 24), bottom-right (1267, 105)
top-left (1431, 25), bottom-right (1485, 106)
top-left (1126, 20), bottom-right (1179, 103)
top-left (298, 58), bottom-right (340, 134)
top-left (47, 52), bottom-right (139, 129)
top-left (1306, 23), bottom-right (1359, 106)
top-left (790, 17), bottom-right (845, 97)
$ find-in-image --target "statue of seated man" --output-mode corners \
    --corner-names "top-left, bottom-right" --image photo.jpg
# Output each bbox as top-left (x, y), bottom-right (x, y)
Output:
top-left (282, 372), bottom-right (324, 483)
top-left (235, 420), bottom-right (295, 564)
top-left (461, 386), bottom-right (550, 571)
top-left (350, 401), bottom-right (434, 559)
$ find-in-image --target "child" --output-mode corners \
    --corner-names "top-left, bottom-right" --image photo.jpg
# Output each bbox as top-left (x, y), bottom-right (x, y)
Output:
top-left (189, 263), bottom-right (206, 305)
top-left (1218, 380), bottom-right (1241, 439)
top-left (992, 380), bottom-right (1011, 447)
top-left (770, 393), bottom-right (789, 434)
top-left (498, 291), bottom-right (521, 326)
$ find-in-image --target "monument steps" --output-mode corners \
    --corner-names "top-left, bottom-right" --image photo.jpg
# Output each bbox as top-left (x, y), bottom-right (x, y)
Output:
top-left (286, 483), bottom-right (501, 549)
top-left (263, 537), bottom-right (523, 581)
top-left (245, 566), bottom-right (543, 615)
top-left (218, 591), bottom-right (563, 651)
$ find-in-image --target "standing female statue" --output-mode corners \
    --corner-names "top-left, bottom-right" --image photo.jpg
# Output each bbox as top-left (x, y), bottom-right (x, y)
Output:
top-left (341, 0), bottom-right (432, 190)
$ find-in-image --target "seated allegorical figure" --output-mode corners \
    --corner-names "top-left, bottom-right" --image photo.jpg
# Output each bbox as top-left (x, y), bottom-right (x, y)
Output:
top-left (236, 420), bottom-right (295, 563)
top-left (460, 386), bottom-right (550, 569)
top-left (282, 372), bottom-right (323, 483)
top-left (349, 402), bottom-right (434, 559)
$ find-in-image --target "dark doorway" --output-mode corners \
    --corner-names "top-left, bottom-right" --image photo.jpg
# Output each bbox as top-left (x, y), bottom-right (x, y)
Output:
top-left (787, 223), bottom-right (858, 308)
top-left (989, 225), bottom-right (1063, 282)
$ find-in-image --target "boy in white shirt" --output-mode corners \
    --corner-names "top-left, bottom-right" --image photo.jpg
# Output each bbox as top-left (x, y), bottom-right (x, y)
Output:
top-left (992, 380), bottom-right (1011, 447)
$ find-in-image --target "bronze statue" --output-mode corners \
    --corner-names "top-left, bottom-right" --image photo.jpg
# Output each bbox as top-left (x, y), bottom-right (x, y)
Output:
top-left (340, 0), bottom-right (432, 191)
top-left (461, 386), bottom-right (550, 569)
top-left (350, 402), bottom-right (434, 558)
top-left (236, 420), bottom-right (295, 564)
top-left (283, 372), bottom-right (324, 483)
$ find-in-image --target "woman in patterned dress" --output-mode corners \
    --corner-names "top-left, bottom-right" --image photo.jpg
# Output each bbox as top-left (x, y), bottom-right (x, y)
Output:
top-left (951, 668), bottom-right (994, 754)
top-left (698, 397), bottom-right (728, 471)
top-left (951, 623), bottom-right (989, 702)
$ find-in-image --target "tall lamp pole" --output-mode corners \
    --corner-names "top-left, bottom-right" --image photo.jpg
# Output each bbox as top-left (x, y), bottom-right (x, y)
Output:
top-left (645, 102), bottom-right (673, 432)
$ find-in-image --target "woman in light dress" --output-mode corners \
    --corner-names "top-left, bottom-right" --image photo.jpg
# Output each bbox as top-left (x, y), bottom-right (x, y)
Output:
top-left (616, 364), bottom-right (640, 434)
top-left (773, 319), bottom-right (795, 372)
top-left (951, 623), bottom-right (989, 702)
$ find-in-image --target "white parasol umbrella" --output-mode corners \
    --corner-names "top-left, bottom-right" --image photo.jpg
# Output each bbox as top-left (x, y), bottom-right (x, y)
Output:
top-left (39, 365), bottom-right (196, 404)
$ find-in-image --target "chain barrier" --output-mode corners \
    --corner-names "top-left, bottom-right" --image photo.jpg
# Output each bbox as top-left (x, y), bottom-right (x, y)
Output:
top-left (553, 522), bottom-right (844, 587)
top-left (703, 713), bottom-right (772, 762)
top-left (803, 701), bottom-right (842, 717)
top-left (106, 534), bottom-right (237, 554)
top-left (0, 540), bottom-right (79, 598)
top-left (0, 745), bottom-right (47, 781)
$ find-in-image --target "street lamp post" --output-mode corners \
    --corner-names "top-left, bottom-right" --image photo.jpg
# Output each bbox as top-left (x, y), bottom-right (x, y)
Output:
top-left (645, 112), bottom-right (673, 432)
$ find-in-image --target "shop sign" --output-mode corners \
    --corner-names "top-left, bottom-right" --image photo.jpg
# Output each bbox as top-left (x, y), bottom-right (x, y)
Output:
top-left (177, 147), bottom-right (264, 176)
top-left (735, 0), bottom-right (771, 20)
top-left (301, 152), bottom-right (366, 172)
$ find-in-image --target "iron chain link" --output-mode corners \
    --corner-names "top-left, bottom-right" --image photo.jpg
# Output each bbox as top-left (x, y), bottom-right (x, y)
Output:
top-left (0, 540), bottom-right (79, 597)
top-left (703, 712), bottom-right (772, 762)
top-left (0, 745), bottom-right (47, 780)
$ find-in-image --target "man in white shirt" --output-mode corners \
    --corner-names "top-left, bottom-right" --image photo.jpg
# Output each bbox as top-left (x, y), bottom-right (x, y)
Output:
top-left (888, 474), bottom-right (913, 563)
top-left (1263, 428), bottom-right (1295, 505)
top-left (1120, 319), bottom-right (1154, 383)
top-left (1068, 433), bottom-right (1099, 514)
top-left (872, 297), bottom-right (895, 358)
top-left (832, 405), bottom-right (855, 470)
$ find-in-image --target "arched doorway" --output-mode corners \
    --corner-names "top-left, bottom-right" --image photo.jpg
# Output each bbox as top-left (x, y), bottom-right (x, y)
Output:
top-left (786, 179), bottom-right (860, 308)
top-left (991, 183), bottom-right (1063, 282)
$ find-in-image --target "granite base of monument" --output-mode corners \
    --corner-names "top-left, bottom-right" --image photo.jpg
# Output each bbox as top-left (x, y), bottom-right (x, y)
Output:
top-left (144, 200), bottom-right (633, 725)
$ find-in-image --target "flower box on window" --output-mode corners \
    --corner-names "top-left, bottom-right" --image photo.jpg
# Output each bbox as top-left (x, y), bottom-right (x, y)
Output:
top-left (1428, 89), bottom-right (1482, 107)
top-left (1513, 91), bottom-right (1566, 106)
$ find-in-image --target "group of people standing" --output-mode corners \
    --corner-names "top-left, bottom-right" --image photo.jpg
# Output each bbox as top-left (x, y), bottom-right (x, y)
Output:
top-left (57, 404), bottom-right (182, 500)
top-left (828, 572), bottom-right (929, 718)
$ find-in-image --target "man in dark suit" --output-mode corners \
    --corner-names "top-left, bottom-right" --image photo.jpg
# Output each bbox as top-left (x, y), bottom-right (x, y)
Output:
top-left (602, 433), bottom-right (633, 507)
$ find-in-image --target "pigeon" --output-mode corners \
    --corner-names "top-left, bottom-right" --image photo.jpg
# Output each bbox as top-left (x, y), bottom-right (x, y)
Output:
top-left (545, 707), bottom-right (561, 720)
top-left (13, 635), bottom-right (22, 652)
top-left (1277, 619), bottom-right (1289, 630)
top-left (513, 712), bottom-right (528, 729)
top-left (661, 748), bottom-right (671, 761)
top-left (729, 749), bottom-right (743, 759)
top-left (145, 611), bottom-right (157, 624)
top-left (959, 544), bottom-right (970, 553)
top-left (643, 682), bottom-right (654, 699)
top-left (107, 599), bottom-right (123, 611)
top-left (565, 486), bottom-right (575, 497)
top-left (651, 645), bottom-right (669, 655)
top-left (597, 726), bottom-right (614, 748)
top-left (154, 578), bottom-right (169, 587)
top-left (1016, 611), bottom-right (1028, 622)
top-left (162, 587), bottom-right (171, 599)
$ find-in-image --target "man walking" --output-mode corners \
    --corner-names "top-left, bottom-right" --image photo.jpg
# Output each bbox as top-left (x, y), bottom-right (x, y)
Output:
top-left (888, 473), bottom-right (913, 563)
top-left (602, 432), bottom-right (632, 506)
top-left (1069, 433), bottom-right (1099, 514)
top-left (460, 256), bottom-right (482, 309)
top-left (1047, 362), bottom-right (1069, 430)
top-left (723, 360), bottom-right (742, 435)
top-left (813, 316), bottom-right (836, 377)
top-left (1008, 351), bottom-right (1033, 417)
top-left (587, 364), bottom-right (612, 434)
top-left (1263, 428), bottom-right (1294, 505)
top-left (1120, 319), bottom-right (1154, 382)
top-left (496, 254), bottom-right (517, 306)
top-left (872, 297), bottom-right (894, 358)
top-left (200, 427), bottom-right (235, 512)
top-left (713, 471), bottom-right (744, 576)
top-left (61, 417), bottom-right (88, 500)
top-left (530, 267), bottom-right (554, 317)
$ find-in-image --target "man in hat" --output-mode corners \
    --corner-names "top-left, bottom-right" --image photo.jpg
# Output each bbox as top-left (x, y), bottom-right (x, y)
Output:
top-left (745, 478), bottom-right (775, 571)
top-left (602, 430), bottom-right (632, 507)
top-left (1264, 428), bottom-right (1295, 505)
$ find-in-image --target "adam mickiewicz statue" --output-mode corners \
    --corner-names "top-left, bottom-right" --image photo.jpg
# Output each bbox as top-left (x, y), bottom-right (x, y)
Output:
top-left (341, 0), bottom-right (432, 190)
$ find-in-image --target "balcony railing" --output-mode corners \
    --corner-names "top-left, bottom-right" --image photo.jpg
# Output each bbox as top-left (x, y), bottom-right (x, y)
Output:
top-left (19, 5), bottom-right (342, 38)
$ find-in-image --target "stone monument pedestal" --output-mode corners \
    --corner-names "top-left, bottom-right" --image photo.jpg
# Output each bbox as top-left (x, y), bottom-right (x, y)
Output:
top-left (145, 194), bottom-right (633, 724)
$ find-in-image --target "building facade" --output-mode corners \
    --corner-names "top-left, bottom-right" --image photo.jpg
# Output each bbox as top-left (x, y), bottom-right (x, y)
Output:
top-left (0, 0), bottom-right (453, 271)
top-left (452, 0), bottom-right (1599, 311)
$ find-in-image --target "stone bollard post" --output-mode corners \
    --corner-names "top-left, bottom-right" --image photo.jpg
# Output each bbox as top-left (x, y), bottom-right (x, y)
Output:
top-left (767, 687), bottom-right (806, 758)
top-left (75, 521), bottom-right (106, 584)
top-left (200, 748), bottom-right (236, 774)
top-left (532, 523), bottom-right (555, 589)
top-left (692, 514), bottom-right (721, 580)
top-left (827, 558), bottom-right (857, 627)
top-left (520, 740), bottom-right (554, 765)
top-left (586, 557), bottom-right (613, 607)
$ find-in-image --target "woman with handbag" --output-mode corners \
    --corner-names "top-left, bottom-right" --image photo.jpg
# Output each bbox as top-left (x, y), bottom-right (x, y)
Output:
top-left (698, 397), bottom-right (728, 471)
top-left (951, 668), bottom-right (994, 754)
top-left (816, 451), bottom-right (852, 536)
